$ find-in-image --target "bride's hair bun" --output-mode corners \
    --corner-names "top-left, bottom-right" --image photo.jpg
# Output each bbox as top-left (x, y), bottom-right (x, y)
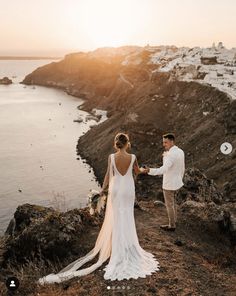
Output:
top-left (114, 133), bottom-right (129, 149)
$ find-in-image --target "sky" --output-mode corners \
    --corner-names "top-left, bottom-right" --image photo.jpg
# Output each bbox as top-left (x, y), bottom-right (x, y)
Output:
top-left (0, 0), bottom-right (236, 56)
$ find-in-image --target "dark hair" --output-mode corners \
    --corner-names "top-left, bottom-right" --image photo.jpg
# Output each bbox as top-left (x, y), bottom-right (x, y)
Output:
top-left (163, 133), bottom-right (175, 141)
top-left (114, 133), bottom-right (129, 149)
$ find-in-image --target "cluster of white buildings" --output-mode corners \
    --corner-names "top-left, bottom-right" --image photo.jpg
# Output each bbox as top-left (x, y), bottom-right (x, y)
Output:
top-left (122, 42), bottom-right (236, 100)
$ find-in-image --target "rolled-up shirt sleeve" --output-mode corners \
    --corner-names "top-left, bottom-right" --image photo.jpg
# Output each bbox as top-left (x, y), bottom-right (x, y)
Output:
top-left (148, 154), bottom-right (174, 176)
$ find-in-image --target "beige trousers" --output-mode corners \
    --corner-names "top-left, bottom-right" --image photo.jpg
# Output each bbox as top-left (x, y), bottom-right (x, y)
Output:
top-left (163, 189), bottom-right (178, 228)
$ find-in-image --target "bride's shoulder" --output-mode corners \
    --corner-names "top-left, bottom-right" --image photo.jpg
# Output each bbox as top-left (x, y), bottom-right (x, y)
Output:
top-left (126, 153), bottom-right (135, 160)
top-left (108, 153), bottom-right (114, 160)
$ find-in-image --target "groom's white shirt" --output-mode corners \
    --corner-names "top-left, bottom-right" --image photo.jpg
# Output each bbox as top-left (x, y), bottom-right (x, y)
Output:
top-left (148, 145), bottom-right (185, 190)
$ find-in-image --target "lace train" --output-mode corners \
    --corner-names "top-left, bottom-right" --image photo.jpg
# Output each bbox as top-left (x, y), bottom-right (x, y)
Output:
top-left (103, 244), bottom-right (160, 281)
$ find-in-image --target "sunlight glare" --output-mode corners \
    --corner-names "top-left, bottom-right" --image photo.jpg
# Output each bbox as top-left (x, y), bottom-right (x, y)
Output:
top-left (69, 0), bottom-right (149, 48)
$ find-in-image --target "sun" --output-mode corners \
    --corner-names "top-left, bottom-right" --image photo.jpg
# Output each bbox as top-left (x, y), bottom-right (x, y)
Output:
top-left (68, 0), bottom-right (150, 48)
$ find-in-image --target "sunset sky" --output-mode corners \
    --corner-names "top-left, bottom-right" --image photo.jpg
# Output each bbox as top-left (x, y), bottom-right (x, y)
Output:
top-left (1, 0), bottom-right (236, 56)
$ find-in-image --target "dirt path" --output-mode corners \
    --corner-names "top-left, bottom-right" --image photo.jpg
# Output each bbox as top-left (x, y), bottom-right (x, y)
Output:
top-left (1, 201), bottom-right (235, 296)
top-left (134, 201), bottom-right (235, 296)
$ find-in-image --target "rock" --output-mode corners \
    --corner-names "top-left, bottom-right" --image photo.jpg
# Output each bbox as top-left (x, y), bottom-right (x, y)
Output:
top-left (177, 168), bottom-right (223, 204)
top-left (0, 76), bottom-right (12, 85)
top-left (180, 200), bottom-right (206, 214)
top-left (13, 204), bottom-right (54, 234)
top-left (223, 182), bottom-right (231, 201)
top-left (73, 116), bottom-right (83, 123)
top-left (85, 114), bottom-right (99, 122)
top-left (225, 99), bottom-right (236, 135)
top-left (174, 239), bottom-right (185, 246)
top-left (0, 237), bottom-right (8, 267)
top-left (4, 218), bottom-right (16, 236)
top-left (147, 287), bottom-right (157, 293)
top-left (218, 206), bottom-right (236, 247)
top-left (1, 204), bottom-right (100, 267)
top-left (180, 200), bottom-right (236, 247)
top-left (180, 200), bottom-right (223, 222)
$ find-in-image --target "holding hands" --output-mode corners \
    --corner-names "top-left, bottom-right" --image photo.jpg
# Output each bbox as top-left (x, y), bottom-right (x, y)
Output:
top-left (140, 166), bottom-right (150, 174)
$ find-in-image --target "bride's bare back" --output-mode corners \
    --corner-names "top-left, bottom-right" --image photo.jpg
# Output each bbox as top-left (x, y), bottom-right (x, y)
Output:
top-left (113, 152), bottom-right (132, 176)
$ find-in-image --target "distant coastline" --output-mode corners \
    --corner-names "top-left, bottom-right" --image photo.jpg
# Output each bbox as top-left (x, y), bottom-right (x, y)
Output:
top-left (0, 56), bottom-right (62, 60)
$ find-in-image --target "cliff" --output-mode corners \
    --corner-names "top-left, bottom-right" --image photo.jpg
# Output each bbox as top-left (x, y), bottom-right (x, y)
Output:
top-left (21, 46), bottom-right (236, 201)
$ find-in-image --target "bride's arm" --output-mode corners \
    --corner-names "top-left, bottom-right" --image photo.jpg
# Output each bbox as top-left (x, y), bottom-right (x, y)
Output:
top-left (100, 154), bottom-right (111, 195)
top-left (133, 156), bottom-right (146, 176)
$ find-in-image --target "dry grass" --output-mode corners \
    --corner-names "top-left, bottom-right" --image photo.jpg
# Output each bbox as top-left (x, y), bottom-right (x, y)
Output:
top-left (50, 191), bottom-right (70, 212)
top-left (49, 190), bottom-right (86, 212)
top-left (0, 236), bottom-right (8, 266)
top-left (0, 251), bottom-right (67, 296)
top-left (0, 256), bottom-right (104, 296)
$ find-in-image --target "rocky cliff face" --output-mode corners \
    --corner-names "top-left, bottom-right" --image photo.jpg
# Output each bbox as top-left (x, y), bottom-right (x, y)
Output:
top-left (1, 204), bottom-right (102, 268)
top-left (21, 46), bottom-right (236, 201)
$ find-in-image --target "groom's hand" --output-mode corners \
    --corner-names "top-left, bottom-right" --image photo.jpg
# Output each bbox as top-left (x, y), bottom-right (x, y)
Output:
top-left (139, 167), bottom-right (146, 174)
top-left (140, 167), bottom-right (150, 174)
top-left (144, 167), bottom-right (150, 174)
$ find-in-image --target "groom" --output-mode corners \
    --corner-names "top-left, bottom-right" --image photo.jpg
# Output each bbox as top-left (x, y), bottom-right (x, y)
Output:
top-left (144, 133), bottom-right (185, 231)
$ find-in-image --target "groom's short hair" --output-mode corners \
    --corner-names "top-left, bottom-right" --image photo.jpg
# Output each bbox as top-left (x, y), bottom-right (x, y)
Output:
top-left (163, 133), bottom-right (175, 141)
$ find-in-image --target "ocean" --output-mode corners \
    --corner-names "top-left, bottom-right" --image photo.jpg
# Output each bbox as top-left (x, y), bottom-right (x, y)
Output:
top-left (0, 59), bottom-right (100, 235)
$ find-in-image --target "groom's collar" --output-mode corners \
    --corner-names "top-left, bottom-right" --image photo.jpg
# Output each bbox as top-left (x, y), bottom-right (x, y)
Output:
top-left (169, 145), bottom-right (177, 151)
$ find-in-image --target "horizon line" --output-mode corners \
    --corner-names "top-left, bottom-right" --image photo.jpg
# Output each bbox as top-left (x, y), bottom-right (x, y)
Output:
top-left (0, 56), bottom-right (63, 60)
top-left (1, 42), bottom-right (236, 60)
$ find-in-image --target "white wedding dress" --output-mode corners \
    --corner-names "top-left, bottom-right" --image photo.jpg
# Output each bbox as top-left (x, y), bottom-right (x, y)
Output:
top-left (38, 153), bottom-right (160, 284)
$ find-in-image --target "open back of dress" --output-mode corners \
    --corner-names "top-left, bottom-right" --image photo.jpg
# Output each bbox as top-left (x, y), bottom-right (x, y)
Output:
top-left (38, 153), bottom-right (160, 284)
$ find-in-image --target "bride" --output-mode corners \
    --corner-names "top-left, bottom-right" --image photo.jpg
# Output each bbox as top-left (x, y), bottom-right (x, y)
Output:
top-left (38, 133), bottom-right (160, 284)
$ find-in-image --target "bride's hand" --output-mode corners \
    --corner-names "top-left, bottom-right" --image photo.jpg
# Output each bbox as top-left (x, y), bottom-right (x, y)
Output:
top-left (140, 167), bottom-right (149, 174)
